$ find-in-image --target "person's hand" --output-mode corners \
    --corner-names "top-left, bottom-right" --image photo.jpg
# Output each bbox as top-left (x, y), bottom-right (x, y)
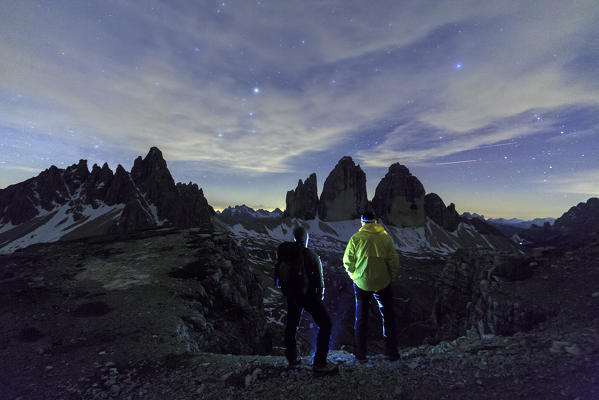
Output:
top-left (275, 277), bottom-right (281, 288)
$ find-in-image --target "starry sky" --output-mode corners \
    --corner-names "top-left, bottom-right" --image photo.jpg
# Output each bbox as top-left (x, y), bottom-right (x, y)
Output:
top-left (1, 1), bottom-right (598, 219)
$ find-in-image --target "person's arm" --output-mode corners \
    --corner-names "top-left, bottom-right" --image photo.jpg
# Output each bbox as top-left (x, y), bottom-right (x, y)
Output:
top-left (316, 254), bottom-right (324, 300)
top-left (386, 235), bottom-right (400, 280)
top-left (343, 237), bottom-right (356, 277)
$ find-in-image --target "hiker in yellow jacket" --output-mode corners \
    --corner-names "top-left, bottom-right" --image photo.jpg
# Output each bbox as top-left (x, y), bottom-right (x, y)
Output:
top-left (343, 211), bottom-right (400, 362)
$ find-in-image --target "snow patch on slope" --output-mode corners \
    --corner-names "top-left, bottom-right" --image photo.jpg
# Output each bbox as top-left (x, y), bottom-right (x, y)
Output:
top-left (0, 202), bottom-right (124, 254)
top-left (0, 222), bottom-right (16, 234)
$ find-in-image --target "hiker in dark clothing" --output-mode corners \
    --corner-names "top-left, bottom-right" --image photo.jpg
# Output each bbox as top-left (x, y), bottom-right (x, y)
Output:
top-left (275, 226), bottom-right (338, 375)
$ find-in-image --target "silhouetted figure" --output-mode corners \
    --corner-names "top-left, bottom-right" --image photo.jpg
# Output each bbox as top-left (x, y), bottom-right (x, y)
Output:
top-left (343, 212), bottom-right (400, 362)
top-left (275, 226), bottom-right (338, 375)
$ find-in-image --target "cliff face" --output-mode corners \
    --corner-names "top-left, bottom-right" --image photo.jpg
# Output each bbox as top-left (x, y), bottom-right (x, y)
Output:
top-left (284, 173), bottom-right (319, 220)
top-left (434, 249), bottom-right (545, 341)
top-left (371, 163), bottom-right (426, 227)
top-left (318, 157), bottom-right (368, 221)
top-left (424, 193), bottom-right (461, 231)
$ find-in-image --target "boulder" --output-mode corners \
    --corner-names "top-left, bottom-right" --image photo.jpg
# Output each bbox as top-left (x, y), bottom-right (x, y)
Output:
top-left (284, 173), bottom-right (319, 219)
top-left (371, 163), bottom-right (425, 227)
top-left (318, 157), bottom-right (368, 221)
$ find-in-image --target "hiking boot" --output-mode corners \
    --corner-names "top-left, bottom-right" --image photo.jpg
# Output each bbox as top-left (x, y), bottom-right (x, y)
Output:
top-left (312, 362), bottom-right (339, 376)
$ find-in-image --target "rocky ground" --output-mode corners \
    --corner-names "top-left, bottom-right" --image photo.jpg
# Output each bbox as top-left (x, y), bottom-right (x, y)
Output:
top-left (0, 228), bottom-right (268, 399)
top-left (10, 327), bottom-right (597, 400)
top-left (1, 229), bottom-right (598, 399)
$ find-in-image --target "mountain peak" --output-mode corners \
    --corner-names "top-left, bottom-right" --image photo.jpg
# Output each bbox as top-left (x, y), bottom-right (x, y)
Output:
top-left (147, 146), bottom-right (165, 160)
top-left (371, 162), bottom-right (425, 227)
top-left (131, 147), bottom-right (173, 187)
top-left (336, 156), bottom-right (359, 168)
top-left (319, 158), bottom-right (367, 221)
top-left (285, 173), bottom-right (319, 219)
top-left (388, 162), bottom-right (410, 175)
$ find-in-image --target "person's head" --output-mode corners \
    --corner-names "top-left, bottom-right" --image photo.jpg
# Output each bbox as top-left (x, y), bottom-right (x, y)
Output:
top-left (293, 226), bottom-right (309, 247)
top-left (360, 211), bottom-right (377, 226)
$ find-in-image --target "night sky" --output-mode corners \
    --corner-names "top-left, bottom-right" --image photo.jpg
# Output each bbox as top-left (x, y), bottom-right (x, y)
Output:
top-left (1, 1), bottom-right (598, 219)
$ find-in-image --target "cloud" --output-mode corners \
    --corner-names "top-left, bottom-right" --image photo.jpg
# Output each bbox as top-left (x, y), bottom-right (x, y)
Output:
top-left (1, 0), bottom-right (598, 178)
top-left (543, 169), bottom-right (599, 196)
top-left (357, 118), bottom-right (539, 167)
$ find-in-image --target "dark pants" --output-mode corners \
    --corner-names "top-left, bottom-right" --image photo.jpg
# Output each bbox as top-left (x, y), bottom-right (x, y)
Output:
top-left (353, 283), bottom-right (398, 358)
top-left (284, 295), bottom-right (332, 366)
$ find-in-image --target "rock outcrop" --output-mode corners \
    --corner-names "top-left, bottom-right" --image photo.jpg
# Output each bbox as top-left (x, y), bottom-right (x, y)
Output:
top-left (424, 193), bottom-right (461, 231)
top-left (434, 249), bottom-right (545, 341)
top-left (371, 163), bottom-right (425, 227)
top-left (0, 228), bottom-right (270, 378)
top-left (284, 173), bottom-right (319, 219)
top-left (318, 157), bottom-right (368, 221)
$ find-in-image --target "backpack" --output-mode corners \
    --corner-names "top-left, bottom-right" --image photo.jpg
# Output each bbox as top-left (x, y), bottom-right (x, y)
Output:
top-left (276, 242), bottom-right (311, 297)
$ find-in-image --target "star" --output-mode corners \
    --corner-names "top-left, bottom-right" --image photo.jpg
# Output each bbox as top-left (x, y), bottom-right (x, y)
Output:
top-left (253, 87), bottom-right (260, 94)
top-left (455, 63), bottom-right (463, 70)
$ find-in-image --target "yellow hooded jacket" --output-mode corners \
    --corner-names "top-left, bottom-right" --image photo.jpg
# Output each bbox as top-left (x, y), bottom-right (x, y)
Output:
top-left (343, 222), bottom-right (399, 291)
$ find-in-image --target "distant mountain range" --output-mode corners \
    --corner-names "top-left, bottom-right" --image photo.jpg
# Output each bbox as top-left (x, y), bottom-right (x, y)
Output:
top-left (0, 147), bottom-right (213, 253)
top-left (461, 213), bottom-right (555, 237)
top-left (219, 205), bottom-right (283, 219)
top-left (4, 147), bottom-right (594, 254)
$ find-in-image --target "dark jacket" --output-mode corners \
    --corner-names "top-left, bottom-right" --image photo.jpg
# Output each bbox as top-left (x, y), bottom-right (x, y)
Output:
top-left (275, 242), bottom-right (324, 298)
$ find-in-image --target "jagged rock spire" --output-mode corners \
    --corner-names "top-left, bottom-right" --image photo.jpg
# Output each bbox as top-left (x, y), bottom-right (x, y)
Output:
top-left (284, 173), bottom-right (319, 219)
top-left (318, 156), bottom-right (368, 221)
top-left (371, 162), bottom-right (426, 227)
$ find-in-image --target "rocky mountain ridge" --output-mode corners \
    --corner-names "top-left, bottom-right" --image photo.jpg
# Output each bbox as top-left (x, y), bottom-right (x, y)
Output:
top-left (521, 197), bottom-right (599, 247)
top-left (0, 147), bottom-right (214, 253)
top-left (283, 156), bottom-right (500, 237)
top-left (461, 213), bottom-right (556, 237)
top-left (220, 205), bottom-right (283, 219)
